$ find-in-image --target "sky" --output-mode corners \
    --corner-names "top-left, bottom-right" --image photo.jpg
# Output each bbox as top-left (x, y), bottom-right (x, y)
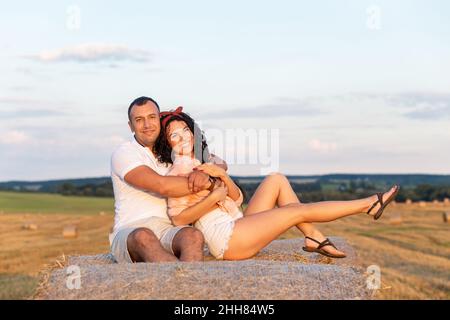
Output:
top-left (1, 0), bottom-right (450, 181)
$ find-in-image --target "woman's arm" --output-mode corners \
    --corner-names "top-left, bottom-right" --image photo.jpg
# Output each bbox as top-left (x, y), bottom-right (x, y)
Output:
top-left (194, 164), bottom-right (241, 202)
top-left (218, 174), bottom-right (241, 202)
top-left (171, 182), bottom-right (228, 226)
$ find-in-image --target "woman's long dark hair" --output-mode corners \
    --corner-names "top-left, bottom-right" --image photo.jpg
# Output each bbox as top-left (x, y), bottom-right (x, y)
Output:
top-left (154, 111), bottom-right (210, 165)
top-left (154, 110), bottom-right (247, 204)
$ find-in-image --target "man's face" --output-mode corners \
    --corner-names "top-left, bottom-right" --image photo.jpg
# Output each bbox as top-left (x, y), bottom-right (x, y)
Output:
top-left (128, 101), bottom-right (160, 147)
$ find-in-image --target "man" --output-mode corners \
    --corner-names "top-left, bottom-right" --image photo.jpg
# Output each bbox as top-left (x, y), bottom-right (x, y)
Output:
top-left (110, 96), bottom-right (217, 263)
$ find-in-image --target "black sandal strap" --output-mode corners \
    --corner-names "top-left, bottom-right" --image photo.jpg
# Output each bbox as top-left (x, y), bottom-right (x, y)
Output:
top-left (367, 192), bottom-right (383, 215)
top-left (304, 236), bottom-right (322, 245)
top-left (317, 238), bottom-right (337, 250)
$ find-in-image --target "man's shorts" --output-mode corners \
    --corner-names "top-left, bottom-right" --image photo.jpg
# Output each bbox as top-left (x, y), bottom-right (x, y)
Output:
top-left (111, 216), bottom-right (191, 263)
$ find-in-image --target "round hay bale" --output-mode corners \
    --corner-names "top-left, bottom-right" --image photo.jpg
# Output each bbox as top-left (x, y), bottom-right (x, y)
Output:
top-left (22, 223), bottom-right (38, 230)
top-left (389, 213), bottom-right (403, 225)
top-left (63, 225), bottom-right (78, 239)
top-left (433, 200), bottom-right (440, 205)
top-left (406, 199), bottom-right (413, 205)
top-left (34, 238), bottom-right (373, 300)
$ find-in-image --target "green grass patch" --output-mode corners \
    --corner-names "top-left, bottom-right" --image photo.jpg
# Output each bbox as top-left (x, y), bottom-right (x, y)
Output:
top-left (0, 191), bottom-right (113, 215)
top-left (320, 183), bottom-right (338, 192)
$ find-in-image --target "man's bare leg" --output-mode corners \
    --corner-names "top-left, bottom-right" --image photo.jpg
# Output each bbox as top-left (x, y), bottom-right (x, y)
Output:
top-left (127, 228), bottom-right (178, 262)
top-left (172, 228), bottom-right (205, 262)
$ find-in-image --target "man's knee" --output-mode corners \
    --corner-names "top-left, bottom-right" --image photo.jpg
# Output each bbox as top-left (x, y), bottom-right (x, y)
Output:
top-left (175, 227), bottom-right (204, 247)
top-left (128, 228), bottom-right (159, 249)
top-left (172, 228), bottom-right (205, 261)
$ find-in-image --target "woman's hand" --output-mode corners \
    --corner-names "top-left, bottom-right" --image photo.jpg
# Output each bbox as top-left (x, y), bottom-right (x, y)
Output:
top-left (194, 163), bottom-right (227, 179)
top-left (209, 181), bottom-right (228, 202)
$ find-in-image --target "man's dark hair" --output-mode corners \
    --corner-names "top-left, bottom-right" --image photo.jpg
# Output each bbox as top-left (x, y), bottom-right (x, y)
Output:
top-left (128, 96), bottom-right (160, 120)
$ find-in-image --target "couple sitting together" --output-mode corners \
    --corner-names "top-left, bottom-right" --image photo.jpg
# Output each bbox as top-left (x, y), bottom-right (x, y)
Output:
top-left (109, 96), bottom-right (400, 263)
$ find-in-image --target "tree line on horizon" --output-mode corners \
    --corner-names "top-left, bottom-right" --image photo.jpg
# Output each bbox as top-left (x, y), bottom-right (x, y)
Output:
top-left (51, 180), bottom-right (450, 203)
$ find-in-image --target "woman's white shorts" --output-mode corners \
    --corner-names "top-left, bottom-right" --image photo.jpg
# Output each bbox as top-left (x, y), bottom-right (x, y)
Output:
top-left (194, 207), bottom-right (243, 259)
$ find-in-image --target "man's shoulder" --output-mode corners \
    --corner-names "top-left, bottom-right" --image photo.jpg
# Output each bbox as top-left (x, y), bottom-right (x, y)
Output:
top-left (110, 140), bottom-right (144, 172)
top-left (110, 139), bottom-right (145, 179)
top-left (112, 139), bottom-right (137, 157)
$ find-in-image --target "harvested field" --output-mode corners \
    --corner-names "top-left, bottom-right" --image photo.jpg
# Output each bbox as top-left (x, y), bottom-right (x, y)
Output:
top-left (0, 191), bottom-right (449, 299)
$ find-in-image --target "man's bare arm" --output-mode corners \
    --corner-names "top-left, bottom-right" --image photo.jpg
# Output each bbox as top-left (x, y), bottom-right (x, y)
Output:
top-left (124, 165), bottom-right (211, 197)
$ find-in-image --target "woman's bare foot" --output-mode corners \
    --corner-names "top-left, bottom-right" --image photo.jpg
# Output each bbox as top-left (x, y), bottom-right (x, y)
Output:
top-left (303, 230), bottom-right (346, 257)
top-left (364, 185), bottom-right (399, 218)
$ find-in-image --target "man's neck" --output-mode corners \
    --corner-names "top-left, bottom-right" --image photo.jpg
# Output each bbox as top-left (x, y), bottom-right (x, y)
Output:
top-left (134, 135), bottom-right (153, 150)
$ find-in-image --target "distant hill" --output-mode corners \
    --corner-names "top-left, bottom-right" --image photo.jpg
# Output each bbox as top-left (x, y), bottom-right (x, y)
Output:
top-left (318, 174), bottom-right (450, 187)
top-left (235, 174), bottom-right (450, 188)
top-left (1, 174), bottom-right (449, 193)
top-left (0, 177), bottom-right (111, 193)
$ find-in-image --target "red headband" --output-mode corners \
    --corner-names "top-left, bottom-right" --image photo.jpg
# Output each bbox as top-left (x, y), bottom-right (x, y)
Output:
top-left (160, 106), bottom-right (183, 128)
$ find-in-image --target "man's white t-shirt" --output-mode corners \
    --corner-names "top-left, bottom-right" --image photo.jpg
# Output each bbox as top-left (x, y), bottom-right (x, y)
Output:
top-left (110, 137), bottom-right (172, 244)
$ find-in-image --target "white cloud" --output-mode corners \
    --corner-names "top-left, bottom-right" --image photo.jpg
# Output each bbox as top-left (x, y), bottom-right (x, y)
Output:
top-left (27, 43), bottom-right (151, 63)
top-left (342, 92), bottom-right (450, 120)
top-left (201, 97), bottom-right (323, 119)
top-left (307, 139), bottom-right (337, 153)
top-left (0, 130), bottom-right (32, 145)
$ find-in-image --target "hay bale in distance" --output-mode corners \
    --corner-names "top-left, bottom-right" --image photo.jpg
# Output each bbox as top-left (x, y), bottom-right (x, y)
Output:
top-left (418, 201), bottom-right (427, 208)
top-left (22, 223), bottom-right (38, 230)
top-left (389, 213), bottom-right (403, 225)
top-left (406, 199), bottom-right (413, 205)
top-left (62, 225), bottom-right (78, 239)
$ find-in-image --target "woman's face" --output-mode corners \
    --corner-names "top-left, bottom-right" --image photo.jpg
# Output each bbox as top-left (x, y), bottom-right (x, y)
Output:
top-left (166, 120), bottom-right (194, 157)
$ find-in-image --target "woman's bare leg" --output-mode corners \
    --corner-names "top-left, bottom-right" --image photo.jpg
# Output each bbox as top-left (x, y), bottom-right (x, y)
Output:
top-left (243, 172), bottom-right (344, 256)
top-left (223, 185), bottom-right (398, 260)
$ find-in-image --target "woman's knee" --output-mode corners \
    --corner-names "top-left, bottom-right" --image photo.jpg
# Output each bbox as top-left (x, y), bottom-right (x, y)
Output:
top-left (266, 172), bottom-right (288, 183)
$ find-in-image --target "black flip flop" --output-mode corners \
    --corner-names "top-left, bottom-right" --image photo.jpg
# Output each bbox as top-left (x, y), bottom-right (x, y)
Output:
top-left (366, 185), bottom-right (400, 220)
top-left (302, 237), bottom-right (347, 258)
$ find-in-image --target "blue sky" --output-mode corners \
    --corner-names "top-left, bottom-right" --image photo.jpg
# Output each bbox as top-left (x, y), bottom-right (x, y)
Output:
top-left (1, 0), bottom-right (449, 180)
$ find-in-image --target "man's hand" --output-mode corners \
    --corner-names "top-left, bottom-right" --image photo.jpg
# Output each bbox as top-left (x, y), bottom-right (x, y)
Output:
top-left (187, 170), bottom-right (211, 193)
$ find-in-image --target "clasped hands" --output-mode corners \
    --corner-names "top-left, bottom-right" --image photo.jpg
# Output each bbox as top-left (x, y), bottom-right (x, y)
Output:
top-left (186, 163), bottom-right (228, 202)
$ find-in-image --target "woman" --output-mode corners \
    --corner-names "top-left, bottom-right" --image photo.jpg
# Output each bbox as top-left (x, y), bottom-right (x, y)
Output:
top-left (154, 107), bottom-right (399, 260)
